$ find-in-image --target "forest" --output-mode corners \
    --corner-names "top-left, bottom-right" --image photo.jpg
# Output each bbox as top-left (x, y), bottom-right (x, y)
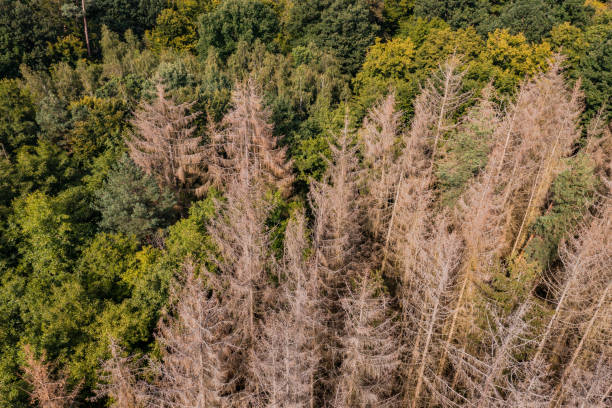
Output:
top-left (0, 0), bottom-right (611, 407)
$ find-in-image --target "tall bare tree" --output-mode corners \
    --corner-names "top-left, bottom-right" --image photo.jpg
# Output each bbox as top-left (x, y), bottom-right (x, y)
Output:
top-left (210, 79), bottom-right (293, 194)
top-left (151, 262), bottom-right (233, 408)
top-left (334, 271), bottom-right (402, 408)
top-left (128, 84), bottom-right (207, 199)
top-left (94, 339), bottom-right (147, 408)
top-left (359, 92), bottom-right (403, 245)
top-left (546, 199), bottom-right (612, 407)
top-left (309, 114), bottom-right (364, 400)
top-left (403, 215), bottom-right (463, 408)
top-left (251, 210), bottom-right (322, 408)
top-left (21, 345), bottom-right (81, 408)
top-left (416, 55), bottom-right (471, 160)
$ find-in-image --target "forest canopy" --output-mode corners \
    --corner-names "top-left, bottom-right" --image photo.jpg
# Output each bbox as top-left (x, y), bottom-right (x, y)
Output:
top-left (0, 0), bottom-right (611, 407)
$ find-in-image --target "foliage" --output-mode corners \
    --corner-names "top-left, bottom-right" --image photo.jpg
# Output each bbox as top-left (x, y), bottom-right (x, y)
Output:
top-left (197, 0), bottom-right (280, 60)
top-left (0, 1), bottom-right (610, 406)
top-left (94, 155), bottom-right (177, 242)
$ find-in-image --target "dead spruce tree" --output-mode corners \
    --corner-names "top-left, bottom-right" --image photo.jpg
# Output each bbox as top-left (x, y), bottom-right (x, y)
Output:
top-left (403, 216), bottom-right (463, 408)
top-left (334, 271), bottom-right (402, 408)
top-left (434, 89), bottom-right (507, 376)
top-left (500, 58), bottom-right (583, 257)
top-left (151, 262), bottom-right (232, 408)
top-left (21, 345), bottom-right (81, 408)
top-left (416, 55), bottom-right (471, 160)
top-left (309, 114), bottom-right (363, 400)
top-left (128, 84), bottom-right (207, 200)
top-left (448, 300), bottom-right (535, 407)
top-left (210, 79), bottom-right (293, 194)
top-left (359, 92), bottom-right (403, 246)
top-left (546, 199), bottom-right (612, 407)
top-left (94, 339), bottom-right (147, 408)
top-left (378, 56), bottom-right (469, 276)
top-left (251, 210), bottom-right (321, 408)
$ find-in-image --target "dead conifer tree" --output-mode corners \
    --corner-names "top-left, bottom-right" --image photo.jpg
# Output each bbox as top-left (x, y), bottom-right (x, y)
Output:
top-left (403, 215), bottom-right (463, 408)
top-left (416, 55), bottom-right (471, 160)
top-left (433, 89), bottom-right (507, 377)
top-left (333, 271), bottom-right (402, 408)
top-left (251, 210), bottom-right (321, 408)
top-left (94, 339), bottom-right (147, 408)
top-left (534, 200), bottom-right (612, 363)
top-left (447, 300), bottom-right (534, 407)
top-left (543, 199), bottom-right (612, 406)
top-left (377, 88), bottom-right (433, 276)
top-left (210, 79), bottom-right (293, 194)
top-left (309, 113), bottom-right (363, 295)
top-left (499, 57), bottom-right (583, 257)
top-left (360, 92), bottom-right (403, 244)
top-left (309, 113), bottom-right (364, 400)
top-left (128, 84), bottom-right (207, 199)
top-left (151, 262), bottom-right (232, 408)
top-left (207, 170), bottom-right (271, 341)
top-left (377, 56), bottom-right (469, 277)
top-left (21, 345), bottom-right (81, 408)
top-left (204, 160), bottom-right (274, 404)
top-left (557, 353), bottom-right (612, 408)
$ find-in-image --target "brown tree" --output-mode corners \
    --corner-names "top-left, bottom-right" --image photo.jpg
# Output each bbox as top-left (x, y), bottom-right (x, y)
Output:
top-left (210, 79), bottom-right (293, 194)
top-left (359, 92), bottom-right (403, 245)
top-left (251, 210), bottom-right (322, 408)
top-left (415, 55), bottom-right (471, 160)
top-left (94, 339), bottom-right (147, 408)
top-left (21, 345), bottom-right (81, 408)
top-left (152, 262), bottom-right (233, 408)
top-left (403, 216), bottom-right (463, 408)
top-left (309, 114), bottom-right (364, 400)
top-left (334, 271), bottom-right (402, 408)
top-left (128, 84), bottom-right (207, 199)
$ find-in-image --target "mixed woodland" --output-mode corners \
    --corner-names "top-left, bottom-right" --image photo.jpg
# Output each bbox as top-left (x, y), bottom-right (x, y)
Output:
top-left (0, 0), bottom-right (611, 406)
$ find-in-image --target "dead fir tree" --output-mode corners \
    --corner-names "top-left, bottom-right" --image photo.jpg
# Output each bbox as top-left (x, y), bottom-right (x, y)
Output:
top-left (416, 55), bottom-right (471, 160)
top-left (446, 300), bottom-right (535, 408)
top-left (204, 162), bottom-right (275, 406)
top-left (433, 88), bottom-right (507, 377)
top-left (150, 262), bottom-right (233, 408)
top-left (333, 270), bottom-right (402, 408)
top-left (93, 339), bottom-right (148, 408)
top-left (309, 113), bottom-right (364, 301)
top-left (209, 79), bottom-right (293, 195)
top-left (21, 345), bottom-right (81, 408)
top-left (251, 210), bottom-right (322, 408)
top-left (128, 84), bottom-right (208, 200)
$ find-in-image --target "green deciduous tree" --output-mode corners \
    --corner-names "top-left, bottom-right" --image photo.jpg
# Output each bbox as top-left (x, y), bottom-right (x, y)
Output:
top-left (198, 0), bottom-right (280, 60)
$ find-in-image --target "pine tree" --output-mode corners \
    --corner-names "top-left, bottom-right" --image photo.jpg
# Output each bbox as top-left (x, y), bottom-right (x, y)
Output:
top-left (128, 84), bottom-right (207, 201)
